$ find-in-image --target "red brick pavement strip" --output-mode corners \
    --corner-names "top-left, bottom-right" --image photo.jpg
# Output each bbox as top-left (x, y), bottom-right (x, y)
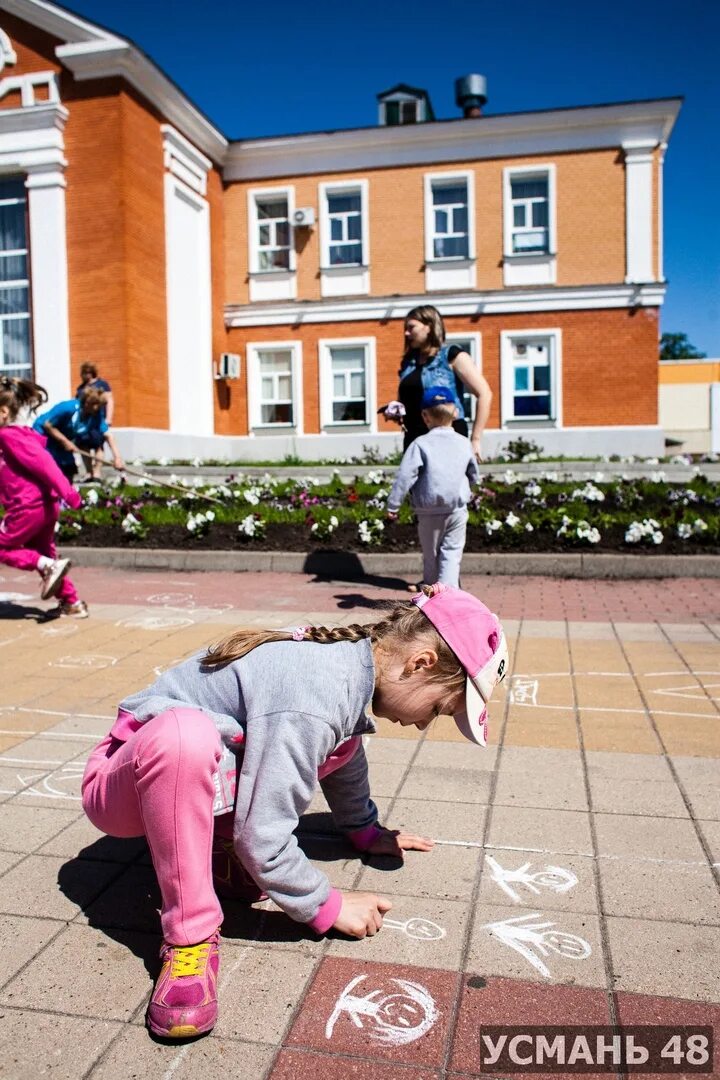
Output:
top-left (272, 961), bottom-right (720, 1079)
top-left (7, 567), bottom-right (718, 622)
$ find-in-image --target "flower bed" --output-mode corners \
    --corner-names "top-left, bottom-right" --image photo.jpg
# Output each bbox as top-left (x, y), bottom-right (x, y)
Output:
top-left (50, 469), bottom-right (720, 555)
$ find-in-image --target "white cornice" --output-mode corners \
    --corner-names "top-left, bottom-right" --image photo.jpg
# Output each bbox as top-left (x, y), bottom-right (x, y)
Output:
top-left (2, 0), bottom-right (227, 164)
top-left (225, 283), bottom-right (667, 328)
top-left (224, 99), bottom-right (682, 181)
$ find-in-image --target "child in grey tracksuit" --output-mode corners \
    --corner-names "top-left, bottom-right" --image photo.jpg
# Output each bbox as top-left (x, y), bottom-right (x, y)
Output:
top-left (387, 385), bottom-right (480, 588)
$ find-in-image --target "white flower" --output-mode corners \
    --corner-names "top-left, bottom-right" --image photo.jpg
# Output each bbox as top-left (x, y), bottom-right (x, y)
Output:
top-left (625, 518), bottom-right (663, 545)
top-left (237, 514), bottom-right (257, 536)
top-left (191, 457), bottom-right (201, 469)
top-left (525, 522), bottom-right (534, 532)
top-left (502, 469), bottom-right (518, 484)
top-left (571, 482), bottom-right (605, 503)
top-left (485, 518), bottom-right (503, 534)
top-left (693, 518), bottom-right (708, 533)
top-left (677, 523), bottom-right (692, 539)
top-left (243, 489), bottom-right (260, 505)
top-left (367, 469), bottom-right (385, 485)
top-left (524, 481), bottom-right (542, 498)
top-left (649, 471), bottom-right (666, 483)
top-left (121, 512), bottom-right (142, 534)
top-left (158, 456), bottom-right (169, 467)
top-left (85, 487), bottom-right (99, 505)
top-left (330, 516), bottom-right (339, 528)
top-left (544, 471), bottom-right (558, 482)
top-left (505, 512), bottom-right (520, 528)
top-left (205, 510), bottom-right (215, 521)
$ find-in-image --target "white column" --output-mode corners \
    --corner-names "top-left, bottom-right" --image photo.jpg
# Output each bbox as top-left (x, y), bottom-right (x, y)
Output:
top-left (26, 163), bottom-right (71, 402)
top-left (623, 141), bottom-right (655, 285)
top-left (657, 142), bottom-right (666, 283)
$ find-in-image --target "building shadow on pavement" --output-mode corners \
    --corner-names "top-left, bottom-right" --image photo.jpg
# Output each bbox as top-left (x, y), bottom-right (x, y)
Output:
top-left (303, 550), bottom-right (411, 594)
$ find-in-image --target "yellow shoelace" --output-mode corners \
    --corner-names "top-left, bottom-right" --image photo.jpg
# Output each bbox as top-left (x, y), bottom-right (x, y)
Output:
top-left (169, 943), bottom-right (211, 978)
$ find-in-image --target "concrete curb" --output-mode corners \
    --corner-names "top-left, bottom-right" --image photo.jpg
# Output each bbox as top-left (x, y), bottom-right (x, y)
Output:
top-left (61, 547), bottom-right (720, 579)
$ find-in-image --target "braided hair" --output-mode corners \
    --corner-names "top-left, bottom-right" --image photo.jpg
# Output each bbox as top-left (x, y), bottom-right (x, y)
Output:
top-left (203, 585), bottom-right (465, 694)
top-left (0, 377), bottom-right (47, 422)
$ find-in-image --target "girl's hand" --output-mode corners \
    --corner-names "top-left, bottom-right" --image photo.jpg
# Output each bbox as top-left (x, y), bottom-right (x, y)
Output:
top-left (366, 827), bottom-right (434, 857)
top-left (333, 891), bottom-right (393, 938)
top-left (471, 437), bottom-right (483, 462)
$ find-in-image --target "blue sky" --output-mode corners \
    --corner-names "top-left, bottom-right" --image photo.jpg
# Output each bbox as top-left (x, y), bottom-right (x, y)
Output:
top-left (69, 0), bottom-right (720, 354)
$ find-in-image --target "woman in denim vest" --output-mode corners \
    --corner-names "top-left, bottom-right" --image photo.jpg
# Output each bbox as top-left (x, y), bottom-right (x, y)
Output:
top-left (388, 305), bottom-right (492, 459)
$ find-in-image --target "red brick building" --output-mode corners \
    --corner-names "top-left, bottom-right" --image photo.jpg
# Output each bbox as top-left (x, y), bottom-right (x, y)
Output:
top-left (0, 0), bottom-right (681, 459)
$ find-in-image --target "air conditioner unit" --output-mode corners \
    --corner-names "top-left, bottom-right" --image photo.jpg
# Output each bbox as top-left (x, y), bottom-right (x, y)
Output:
top-left (292, 206), bottom-right (316, 228)
top-left (215, 353), bottom-right (241, 380)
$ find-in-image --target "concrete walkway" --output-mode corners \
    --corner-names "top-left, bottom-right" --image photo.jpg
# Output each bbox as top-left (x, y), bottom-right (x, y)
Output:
top-left (0, 567), bottom-right (718, 1078)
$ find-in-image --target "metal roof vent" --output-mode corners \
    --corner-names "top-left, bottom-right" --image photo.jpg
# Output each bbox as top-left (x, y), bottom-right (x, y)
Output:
top-left (455, 74), bottom-right (487, 118)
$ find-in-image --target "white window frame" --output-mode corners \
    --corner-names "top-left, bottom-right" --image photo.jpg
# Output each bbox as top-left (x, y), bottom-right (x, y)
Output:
top-left (500, 329), bottom-right (562, 428)
top-left (0, 179), bottom-right (31, 380)
top-left (423, 171), bottom-right (476, 291)
top-left (318, 336), bottom-right (377, 431)
top-left (318, 180), bottom-right (369, 298)
top-left (379, 94), bottom-right (423, 126)
top-left (444, 332), bottom-right (482, 422)
top-left (502, 164), bottom-right (557, 287)
top-left (247, 340), bottom-right (303, 433)
top-left (247, 186), bottom-right (296, 302)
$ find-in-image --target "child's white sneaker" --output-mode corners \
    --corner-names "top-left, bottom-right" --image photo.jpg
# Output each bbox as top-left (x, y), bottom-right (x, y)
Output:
top-left (40, 558), bottom-right (71, 600)
top-left (56, 599), bottom-right (89, 619)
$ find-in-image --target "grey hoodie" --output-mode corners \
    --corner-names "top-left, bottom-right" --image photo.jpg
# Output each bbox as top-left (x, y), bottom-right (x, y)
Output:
top-left (117, 638), bottom-right (378, 924)
top-left (387, 425), bottom-right (480, 514)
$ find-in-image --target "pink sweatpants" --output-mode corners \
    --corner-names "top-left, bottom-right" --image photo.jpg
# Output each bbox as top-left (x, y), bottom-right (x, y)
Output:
top-left (82, 708), bottom-right (224, 946)
top-left (0, 505), bottom-right (78, 604)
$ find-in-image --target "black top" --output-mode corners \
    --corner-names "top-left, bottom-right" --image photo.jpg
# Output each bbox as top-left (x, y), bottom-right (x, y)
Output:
top-left (398, 346), bottom-right (468, 449)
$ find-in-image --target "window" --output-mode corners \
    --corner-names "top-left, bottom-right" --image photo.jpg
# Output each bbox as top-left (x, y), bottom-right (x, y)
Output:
top-left (431, 180), bottom-right (469, 259)
top-left (255, 197), bottom-right (290, 270)
top-left (502, 166), bottom-right (556, 286)
top-left (0, 178), bottom-right (31, 379)
top-left (319, 338), bottom-right (376, 428)
top-left (258, 349), bottom-right (293, 424)
top-left (326, 191), bottom-right (363, 266)
top-left (384, 99), bottom-right (418, 125)
top-left (501, 330), bottom-right (561, 427)
top-left (510, 176), bottom-right (549, 253)
top-left (329, 346), bottom-right (367, 422)
top-left (319, 181), bottom-right (369, 297)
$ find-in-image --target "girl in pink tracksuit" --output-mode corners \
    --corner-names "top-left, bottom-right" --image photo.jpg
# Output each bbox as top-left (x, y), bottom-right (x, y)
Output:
top-left (0, 377), bottom-right (87, 616)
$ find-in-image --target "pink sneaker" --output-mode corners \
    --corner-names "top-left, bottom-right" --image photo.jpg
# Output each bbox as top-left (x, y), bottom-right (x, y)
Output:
top-left (146, 931), bottom-right (220, 1039)
top-left (211, 836), bottom-right (267, 902)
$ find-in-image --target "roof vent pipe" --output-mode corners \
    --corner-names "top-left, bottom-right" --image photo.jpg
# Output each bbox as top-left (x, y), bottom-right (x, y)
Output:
top-left (455, 74), bottom-right (487, 117)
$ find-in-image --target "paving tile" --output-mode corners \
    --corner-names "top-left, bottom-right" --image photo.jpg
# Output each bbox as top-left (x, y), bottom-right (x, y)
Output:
top-left (0, 848), bottom-right (23, 876)
top-left (698, 821), bottom-right (720, 864)
top-left (568, 621), bottom-right (617, 640)
top-left (366, 762), bottom-right (408, 798)
top-left (599, 857), bottom-right (720, 924)
top-left (328, 896), bottom-right (470, 970)
top-left (504, 709), bottom-right (580, 750)
top-left (670, 756), bottom-right (720, 819)
top-left (614, 623), bottom-right (667, 642)
top-left (301, 834), bottom-right (366, 891)
top-left (0, 804), bottom-right (80, 853)
top-left (451, 975), bottom-right (612, 1076)
top-left (398, 766), bottom-right (491, 805)
top-left (494, 747), bottom-right (588, 812)
top-left (585, 752), bottom-right (689, 817)
top-left (593, 814), bottom-right (708, 861)
top-left (614, 992), bottom-right (720, 1080)
top-left (652, 714), bottom-right (720, 758)
top-left (38, 816), bottom-right (147, 862)
top-left (88, 1029), bottom-right (275, 1078)
top-left (0, 1010), bottom-right (121, 1080)
top-left (521, 620), bottom-right (567, 638)
top-left (412, 741), bottom-right (498, 773)
top-left (0, 735), bottom-right (90, 765)
top-left (356, 844), bottom-right (481, 901)
top-left (0, 853), bottom-right (124, 922)
top-left (285, 956), bottom-right (457, 1068)
top-left (81, 865), bottom-right (162, 934)
top-left (385, 798), bottom-right (487, 845)
top-left (271, 1049), bottom-right (440, 1079)
top-left (364, 736), bottom-right (419, 766)
top-left (0, 914), bottom-right (62, 990)
top-left (606, 916), bottom-right (720, 1001)
top-left (219, 899), bottom-right (328, 956)
top-left (486, 806), bottom-right (594, 856)
top-left (1, 924), bottom-right (154, 1020)
top-left (579, 710), bottom-right (661, 754)
top-left (213, 943), bottom-right (316, 1042)
top-left (467, 902), bottom-right (606, 986)
top-left (479, 851), bottom-right (598, 914)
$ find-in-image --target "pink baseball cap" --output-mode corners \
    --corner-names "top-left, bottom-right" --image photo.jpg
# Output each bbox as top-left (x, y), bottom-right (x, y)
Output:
top-left (412, 584), bottom-right (508, 746)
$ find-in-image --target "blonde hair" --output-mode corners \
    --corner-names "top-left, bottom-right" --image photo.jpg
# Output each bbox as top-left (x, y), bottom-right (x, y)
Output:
top-left (423, 402), bottom-right (456, 426)
top-left (0, 377), bottom-right (47, 421)
top-left (203, 586), bottom-right (465, 695)
top-left (403, 305), bottom-right (446, 362)
top-left (79, 386), bottom-right (106, 410)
